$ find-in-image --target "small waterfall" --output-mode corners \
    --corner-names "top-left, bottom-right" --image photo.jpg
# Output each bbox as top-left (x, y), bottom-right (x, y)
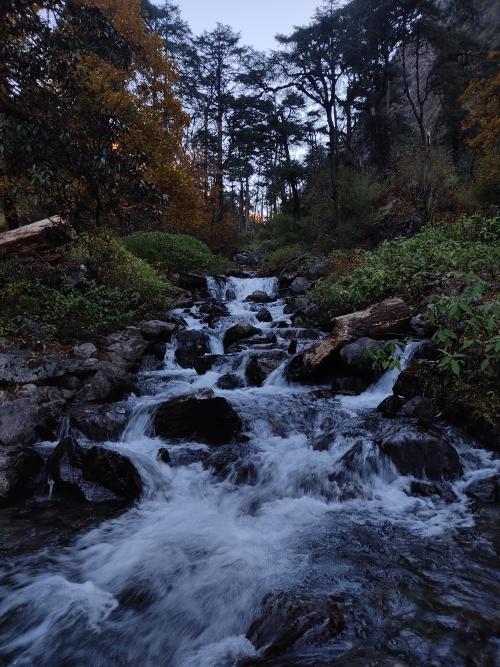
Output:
top-left (340, 340), bottom-right (422, 410)
top-left (1, 275), bottom-right (496, 667)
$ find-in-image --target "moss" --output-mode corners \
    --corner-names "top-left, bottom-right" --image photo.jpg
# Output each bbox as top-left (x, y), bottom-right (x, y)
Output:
top-left (123, 231), bottom-right (231, 275)
top-left (0, 234), bottom-right (175, 342)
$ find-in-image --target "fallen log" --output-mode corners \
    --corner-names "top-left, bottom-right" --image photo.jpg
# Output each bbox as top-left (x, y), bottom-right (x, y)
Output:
top-left (0, 216), bottom-right (75, 257)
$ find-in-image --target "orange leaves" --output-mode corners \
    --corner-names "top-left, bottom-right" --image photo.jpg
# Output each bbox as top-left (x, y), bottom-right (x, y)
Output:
top-left (462, 51), bottom-right (500, 155)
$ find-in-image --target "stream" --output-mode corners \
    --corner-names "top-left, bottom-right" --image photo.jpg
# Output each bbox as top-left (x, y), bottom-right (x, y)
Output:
top-left (0, 276), bottom-right (499, 666)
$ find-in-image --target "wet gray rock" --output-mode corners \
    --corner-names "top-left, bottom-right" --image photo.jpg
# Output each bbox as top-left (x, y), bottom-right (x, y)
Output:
top-left (199, 300), bottom-right (230, 324)
top-left (99, 327), bottom-right (150, 372)
top-left (193, 354), bottom-right (224, 375)
top-left (246, 351), bottom-right (287, 387)
top-left (256, 308), bottom-right (273, 323)
top-left (72, 342), bottom-right (97, 360)
top-left (216, 373), bottom-right (245, 390)
top-left (289, 276), bottom-right (311, 294)
top-left (0, 397), bottom-right (66, 448)
top-left (0, 447), bottom-right (44, 505)
top-left (331, 376), bottom-right (371, 396)
top-left (245, 591), bottom-right (344, 658)
top-left (409, 480), bottom-right (458, 503)
top-left (69, 403), bottom-right (129, 442)
top-left (177, 272), bottom-right (207, 291)
top-left (49, 437), bottom-right (142, 503)
top-left (168, 447), bottom-right (210, 467)
top-left (174, 330), bottom-right (211, 368)
top-left (377, 394), bottom-right (405, 417)
top-left (244, 291), bottom-right (274, 304)
top-left (223, 321), bottom-right (261, 350)
top-left (284, 296), bottom-right (310, 315)
top-left (339, 337), bottom-right (385, 376)
top-left (0, 390), bottom-right (12, 405)
top-left (77, 368), bottom-right (137, 404)
top-left (0, 348), bottom-right (69, 385)
top-left (154, 390), bottom-right (243, 445)
top-left (378, 425), bottom-right (463, 481)
top-left (140, 320), bottom-right (177, 342)
top-left (464, 475), bottom-right (500, 504)
top-left (203, 444), bottom-right (256, 485)
top-left (400, 396), bottom-right (437, 420)
top-left (288, 339), bottom-right (298, 355)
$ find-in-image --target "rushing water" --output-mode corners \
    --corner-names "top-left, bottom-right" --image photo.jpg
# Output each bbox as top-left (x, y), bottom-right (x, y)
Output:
top-left (0, 277), bottom-right (499, 667)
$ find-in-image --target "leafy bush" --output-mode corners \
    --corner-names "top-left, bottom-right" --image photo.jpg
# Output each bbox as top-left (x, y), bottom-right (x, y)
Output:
top-left (123, 231), bottom-right (230, 274)
top-left (263, 244), bottom-right (304, 272)
top-left (427, 275), bottom-right (500, 379)
top-left (0, 235), bottom-right (174, 341)
top-left (312, 216), bottom-right (500, 323)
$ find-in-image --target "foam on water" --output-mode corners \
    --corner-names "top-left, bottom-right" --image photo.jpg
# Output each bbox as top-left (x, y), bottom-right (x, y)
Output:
top-left (0, 275), bottom-right (497, 666)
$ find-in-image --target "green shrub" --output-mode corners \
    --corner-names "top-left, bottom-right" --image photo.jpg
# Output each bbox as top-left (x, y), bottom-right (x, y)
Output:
top-left (0, 234), bottom-right (174, 341)
top-left (312, 216), bottom-right (500, 323)
top-left (264, 244), bottom-right (304, 272)
top-left (123, 231), bottom-right (230, 274)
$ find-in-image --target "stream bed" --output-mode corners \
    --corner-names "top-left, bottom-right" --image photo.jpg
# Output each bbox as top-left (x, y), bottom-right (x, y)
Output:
top-left (0, 276), bottom-right (499, 666)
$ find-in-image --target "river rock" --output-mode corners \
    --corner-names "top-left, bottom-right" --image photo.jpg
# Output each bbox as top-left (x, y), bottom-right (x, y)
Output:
top-left (463, 474), bottom-right (500, 504)
top-left (193, 354), bottom-right (223, 375)
top-left (216, 373), bottom-right (245, 390)
top-left (0, 347), bottom-right (69, 385)
top-left (140, 320), bottom-right (177, 342)
top-left (339, 337), bottom-right (385, 376)
top-left (400, 396), bottom-right (437, 420)
top-left (244, 291), bottom-right (274, 304)
top-left (331, 376), bottom-right (371, 396)
top-left (223, 321), bottom-right (261, 350)
top-left (245, 351), bottom-right (287, 386)
top-left (289, 276), bottom-right (311, 294)
top-left (174, 330), bottom-right (211, 368)
top-left (77, 368), bottom-right (137, 404)
top-left (73, 342), bottom-right (98, 360)
top-left (203, 444), bottom-right (257, 485)
top-left (0, 397), bottom-right (65, 448)
top-left (245, 591), bottom-right (344, 658)
top-left (378, 424), bottom-right (463, 481)
top-left (69, 403), bottom-right (129, 441)
top-left (199, 300), bottom-right (230, 324)
top-left (256, 308), bottom-right (273, 323)
top-left (177, 272), bottom-right (207, 291)
top-left (99, 327), bottom-right (150, 372)
top-left (154, 390), bottom-right (243, 445)
top-left (409, 480), bottom-right (458, 503)
top-left (288, 298), bottom-right (412, 381)
top-left (0, 447), bottom-right (44, 505)
top-left (49, 436), bottom-right (142, 503)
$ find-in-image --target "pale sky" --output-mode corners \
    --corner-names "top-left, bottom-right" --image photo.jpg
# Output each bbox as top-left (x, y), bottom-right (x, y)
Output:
top-left (176, 0), bottom-right (321, 50)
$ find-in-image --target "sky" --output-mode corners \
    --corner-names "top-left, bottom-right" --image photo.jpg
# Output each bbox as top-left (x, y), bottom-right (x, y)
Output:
top-left (176, 0), bottom-right (321, 50)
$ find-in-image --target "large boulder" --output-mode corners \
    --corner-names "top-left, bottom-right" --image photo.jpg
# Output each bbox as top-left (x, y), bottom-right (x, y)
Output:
top-left (49, 437), bottom-right (142, 503)
top-left (193, 354), bottom-right (224, 375)
top-left (0, 447), bottom-right (44, 505)
top-left (0, 397), bottom-right (66, 448)
top-left (216, 373), bottom-right (245, 390)
top-left (174, 330), bottom-right (211, 368)
top-left (69, 403), bottom-right (129, 442)
top-left (339, 337), bottom-right (385, 376)
top-left (198, 300), bottom-right (230, 325)
top-left (223, 321), bottom-right (261, 350)
top-left (245, 591), bottom-right (344, 659)
top-left (99, 327), bottom-right (150, 372)
top-left (154, 390), bottom-right (243, 445)
top-left (245, 351), bottom-right (287, 386)
top-left (0, 347), bottom-right (69, 385)
top-left (140, 320), bottom-right (177, 343)
top-left (244, 291), bottom-right (274, 304)
top-left (256, 308), bottom-right (273, 323)
top-left (377, 424), bottom-right (463, 481)
top-left (289, 276), bottom-right (311, 294)
top-left (77, 368), bottom-right (136, 404)
top-left (287, 298), bottom-right (412, 381)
